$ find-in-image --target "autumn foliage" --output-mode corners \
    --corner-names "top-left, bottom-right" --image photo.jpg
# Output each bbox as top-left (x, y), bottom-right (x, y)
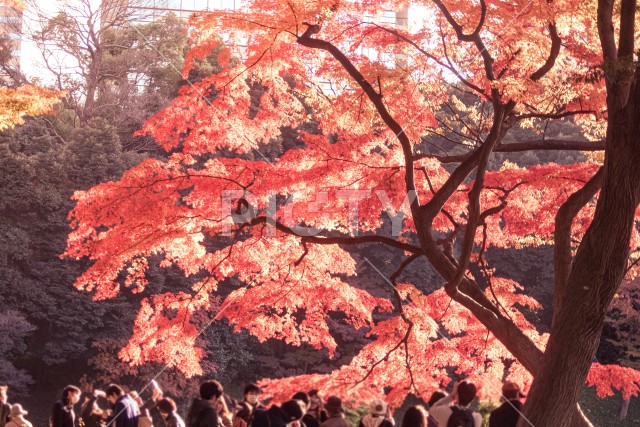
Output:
top-left (0, 86), bottom-right (62, 130)
top-left (64, 0), bottom-right (640, 415)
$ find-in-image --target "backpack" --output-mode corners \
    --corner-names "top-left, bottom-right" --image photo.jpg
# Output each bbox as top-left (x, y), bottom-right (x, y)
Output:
top-left (446, 406), bottom-right (475, 427)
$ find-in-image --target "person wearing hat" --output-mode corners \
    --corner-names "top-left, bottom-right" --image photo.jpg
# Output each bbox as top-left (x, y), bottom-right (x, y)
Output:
top-left (5, 404), bottom-right (32, 427)
top-left (319, 396), bottom-right (349, 427)
top-left (488, 382), bottom-right (526, 427)
top-left (358, 399), bottom-right (394, 427)
top-left (0, 386), bottom-right (10, 427)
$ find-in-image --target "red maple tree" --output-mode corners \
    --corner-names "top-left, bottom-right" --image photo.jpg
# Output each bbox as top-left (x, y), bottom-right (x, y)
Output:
top-left (64, 1), bottom-right (640, 425)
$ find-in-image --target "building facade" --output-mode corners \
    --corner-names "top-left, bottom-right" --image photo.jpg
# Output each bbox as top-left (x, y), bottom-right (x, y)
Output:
top-left (0, 0), bottom-right (22, 81)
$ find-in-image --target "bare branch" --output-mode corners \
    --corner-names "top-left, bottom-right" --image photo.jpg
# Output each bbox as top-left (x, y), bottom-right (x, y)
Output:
top-left (246, 216), bottom-right (423, 254)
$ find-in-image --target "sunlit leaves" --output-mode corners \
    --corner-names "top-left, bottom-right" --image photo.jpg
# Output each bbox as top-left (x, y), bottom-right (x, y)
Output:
top-left (0, 86), bottom-right (62, 131)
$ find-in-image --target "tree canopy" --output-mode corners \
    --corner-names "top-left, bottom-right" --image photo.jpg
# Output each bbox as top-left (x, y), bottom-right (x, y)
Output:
top-left (63, 1), bottom-right (640, 425)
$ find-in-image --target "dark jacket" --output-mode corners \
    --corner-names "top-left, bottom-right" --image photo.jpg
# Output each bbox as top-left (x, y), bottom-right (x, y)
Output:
top-left (165, 412), bottom-right (186, 427)
top-left (488, 400), bottom-right (523, 427)
top-left (187, 399), bottom-right (218, 427)
top-left (426, 415), bottom-right (437, 427)
top-left (302, 415), bottom-right (319, 427)
top-left (252, 405), bottom-right (293, 427)
top-left (0, 403), bottom-right (10, 427)
top-left (51, 401), bottom-right (76, 427)
top-left (107, 395), bottom-right (140, 427)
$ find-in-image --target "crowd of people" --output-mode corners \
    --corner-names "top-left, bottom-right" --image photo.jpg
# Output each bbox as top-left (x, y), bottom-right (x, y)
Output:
top-left (0, 378), bottom-right (527, 427)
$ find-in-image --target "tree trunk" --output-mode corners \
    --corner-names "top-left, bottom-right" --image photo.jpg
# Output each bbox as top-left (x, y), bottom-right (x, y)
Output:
top-left (518, 79), bottom-right (640, 426)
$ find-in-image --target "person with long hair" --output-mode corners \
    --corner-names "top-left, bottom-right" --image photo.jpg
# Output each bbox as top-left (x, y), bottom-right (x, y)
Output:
top-left (401, 406), bottom-right (427, 427)
top-left (157, 398), bottom-right (185, 427)
top-left (216, 393), bottom-right (233, 427)
top-left (425, 392), bottom-right (446, 427)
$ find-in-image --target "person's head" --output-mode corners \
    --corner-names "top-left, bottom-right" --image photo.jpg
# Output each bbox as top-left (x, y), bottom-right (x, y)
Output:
top-left (200, 380), bottom-right (223, 403)
top-left (157, 397), bottom-right (177, 417)
top-left (281, 399), bottom-right (305, 422)
top-left (62, 385), bottom-right (81, 405)
top-left (426, 391), bottom-right (447, 408)
top-left (9, 403), bottom-right (28, 419)
top-left (501, 382), bottom-right (525, 401)
top-left (244, 383), bottom-right (261, 404)
top-left (106, 384), bottom-right (125, 405)
top-left (369, 399), bottom-right (387, 417)
top-left (401, 405), bottom-right (427, 427)
top-left (291, 392), bottom-right (310, 410)
top-left (0, 386), bottom-right (7, 403)
top-left (324, 396), bottom-right (343, 416)
top-left (456, 381), bottom-right (477, 407)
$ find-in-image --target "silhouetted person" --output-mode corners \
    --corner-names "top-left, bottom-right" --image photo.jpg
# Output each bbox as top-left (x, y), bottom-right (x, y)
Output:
top-left (106, 384), bottom-right (140, 427)
top-left (80, 389), bottom-right (108, 427)
top-left (308, 391), bottom-right (327, 424)
top-left (6, 404), bottom-right (33, 427)
top-left (401, 406), bottom-right (427, 427)
top-left (252, 400), bottom-right (305, 427)
top-left (51, 385), bottom-right (81, 427)
top-left (292, 392), bottom-right (319, 427)
top-left (0, 386), bottom-right (10, 427)
top-left (157, 398), bottom-right (185, 427)
top-left (426, 391), bottom-right (446, 427)
top-left (187, 380), bottom-right (223, 427)
top-left (430, 381), bottom-right (481, 427)
top-left (319, 396), bottom-right (350, 427)
top-left (358, 399), bottom-right (394, 427)
top-left (488, 382), bottom-right (525, 427)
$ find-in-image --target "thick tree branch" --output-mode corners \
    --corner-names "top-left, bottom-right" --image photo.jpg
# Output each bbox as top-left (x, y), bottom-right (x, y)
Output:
top-left (597, 0), bottom-right (617, 65)
top-left (618, 0), bottom-right (636, 60)
top-left (446, 105), bottom-right (506, 295)
top-left (415, 139), bottom-right (606, 163)
top-left (553, 167), bottom-right (604, 325)
top-left (530, 23), bottom-right (562, 81)
top-left (515, 110), bottom-right (596, 121)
